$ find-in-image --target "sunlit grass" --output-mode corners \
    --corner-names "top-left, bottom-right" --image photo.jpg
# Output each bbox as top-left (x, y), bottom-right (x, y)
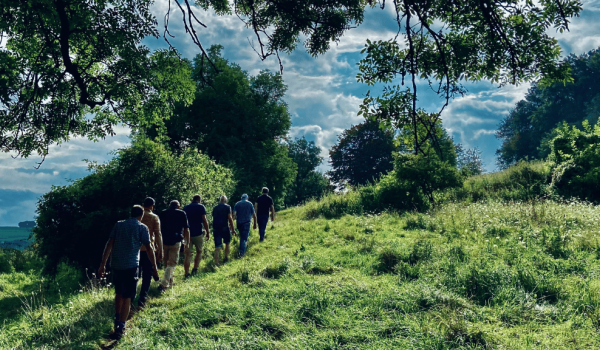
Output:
top-left (1, 198), bottom-right (599, 349)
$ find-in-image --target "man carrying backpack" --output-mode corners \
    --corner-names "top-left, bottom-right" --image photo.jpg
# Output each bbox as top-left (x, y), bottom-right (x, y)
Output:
top-left (158, 200), bottom-right (189, 292)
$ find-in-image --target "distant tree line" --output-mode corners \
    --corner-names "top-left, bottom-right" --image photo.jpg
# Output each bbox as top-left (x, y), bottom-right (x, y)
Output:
top-left (496, 48), bottom-right (600, 168)
top-left (18, 221), bottom-right (35, 228)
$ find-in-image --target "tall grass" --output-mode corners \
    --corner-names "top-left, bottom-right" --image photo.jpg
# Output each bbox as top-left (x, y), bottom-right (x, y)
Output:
top-left (1, 188), bottom-right (599, 348)
top-left (449, 160), bottom-right (552, 202)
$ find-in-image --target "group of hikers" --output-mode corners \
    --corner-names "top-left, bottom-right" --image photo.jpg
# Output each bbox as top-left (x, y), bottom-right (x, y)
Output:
top-left (97, 187), bottom-right (276, 339)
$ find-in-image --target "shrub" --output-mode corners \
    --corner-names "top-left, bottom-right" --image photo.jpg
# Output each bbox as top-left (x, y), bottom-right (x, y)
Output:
top-left (449, 161), bottom-right (551, 202)
top-left (549, 120), bottom-right (600, 202)
top-left (33, 139), bottom-right (235, 274)
top-left (0, 250), bottom-right (14, 274)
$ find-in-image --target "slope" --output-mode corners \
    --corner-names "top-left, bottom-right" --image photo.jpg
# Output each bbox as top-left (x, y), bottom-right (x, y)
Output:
top-left (2, 200), bottom-right (600, 349)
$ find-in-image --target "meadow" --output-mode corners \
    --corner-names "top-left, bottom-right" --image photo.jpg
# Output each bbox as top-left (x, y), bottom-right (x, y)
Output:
top-left (0, 197), bottom-right (599, 349)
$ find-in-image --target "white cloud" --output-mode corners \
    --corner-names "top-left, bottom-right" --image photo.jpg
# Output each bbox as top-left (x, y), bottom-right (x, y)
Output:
top-left (2, 2), bottom-right (599, 223)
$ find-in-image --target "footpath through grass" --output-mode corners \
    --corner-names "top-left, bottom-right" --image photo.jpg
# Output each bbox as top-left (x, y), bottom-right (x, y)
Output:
top-left (2, 200), bottom-right (600, 349)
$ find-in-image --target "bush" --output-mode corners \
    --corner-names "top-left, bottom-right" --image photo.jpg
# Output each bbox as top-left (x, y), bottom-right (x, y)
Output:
top-left (449, 161), bottom-right (551, 202)
top-left (549, 120), bottom-right (600, 202)
top-left (33, 139), bottom-right (235, 274)
top-left (302, 171), bottom-right (430, 219)
top-left (0, 250), bottom-right (14, 274)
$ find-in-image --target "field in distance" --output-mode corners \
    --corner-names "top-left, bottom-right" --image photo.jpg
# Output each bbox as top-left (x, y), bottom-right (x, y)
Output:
top-left (0, 227), bottom-right (31, 242)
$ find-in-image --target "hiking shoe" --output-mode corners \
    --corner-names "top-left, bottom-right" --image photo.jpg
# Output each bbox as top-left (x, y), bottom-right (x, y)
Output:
top-left (111, 321), bottom-right (126, 340)
top-left (184, 273), bottom-right (191, 279)
top-left (157, 285), bottom-right (167, 293)
top-left (191, 268), bottom-right (198, 275)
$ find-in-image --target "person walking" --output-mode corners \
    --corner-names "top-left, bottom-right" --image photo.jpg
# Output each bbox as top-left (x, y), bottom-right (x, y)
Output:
top-left (255, 187), bottom-right (275, 242)
top-left (157, 200), bottom-right (190, 292)
top-left (233, 194), bottom-right (257, 257)
top-left (138, 197), bottom-right (163, 308)
top-left (212, 195), bottom-right (236, 266)
top-left (183, 194), bottom-right (210, 277)
top-left (98, 205), bottom-right (159, 340)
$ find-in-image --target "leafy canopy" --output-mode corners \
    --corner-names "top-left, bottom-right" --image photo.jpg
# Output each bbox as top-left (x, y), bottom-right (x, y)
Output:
top-left (496, 48), bottom-right (600, 168)
top-left (152, 46), bottom-right (296, 207)
top-left (357, 0), bottom-right (582, 156)
top-left (328, 119), bottom-right (396, 188)
top-left (286, 137), bottom-right (330, 206)
top-left (0, 0), bottom-right (195, 158)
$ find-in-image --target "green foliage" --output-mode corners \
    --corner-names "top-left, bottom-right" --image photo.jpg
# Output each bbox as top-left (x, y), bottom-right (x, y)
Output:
top-left (496, 48), bottom-right (600, 168)
top-left (33, 139), bottom-right (234, 274)
top-left (156, 46), bottom-right (295, 207)
top-left (357, 1), bottom-right (580, 162)
top-left (0, 250), bottom-right (13, 274)
top-left (450, 161), bottom-right (551, 203)
top-left (328, 119), bottom-right (395, 188)
top-left (0, 0), bottom-right (195, 157)
top-left (549, 120), bottom-right (600, 202)
top-left (285, 137), bottom-right (330, 207)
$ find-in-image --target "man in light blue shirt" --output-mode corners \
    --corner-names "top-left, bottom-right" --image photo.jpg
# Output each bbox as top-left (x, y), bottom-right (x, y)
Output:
top-left (233, 194), bottom-right (257, 257)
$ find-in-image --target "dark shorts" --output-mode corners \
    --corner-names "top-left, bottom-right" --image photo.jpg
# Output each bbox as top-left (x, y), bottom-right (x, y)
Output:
top-left (113, 267), bottom-right (139, 299)
top-left (213, 226), bottom-right (231, 248)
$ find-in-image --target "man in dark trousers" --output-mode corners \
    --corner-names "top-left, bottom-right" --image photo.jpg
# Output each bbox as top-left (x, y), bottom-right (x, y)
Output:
top-left (138, 197), bottom-right (162, 308)
top-left (183, 194), bottom-right (210, 277)
top-left (255, 187), bottom-right (275, 241)
top-left (158, 200), bottom-right (190, 292)
top-left (233, 194), bottom-right (257, 257)
top-left (98, 205), bottom-right (159, 339)
top-left (212, 195), bottom-right (236, 266)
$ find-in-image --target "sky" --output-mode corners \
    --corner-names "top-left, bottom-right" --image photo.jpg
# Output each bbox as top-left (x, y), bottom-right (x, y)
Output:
top-left (1, 0), bottom-right (600, 226)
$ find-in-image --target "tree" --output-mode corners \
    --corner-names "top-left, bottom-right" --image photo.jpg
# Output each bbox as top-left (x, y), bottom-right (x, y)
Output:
top-left (153, 46), bottom-right (296, 207)
top-left (2, 0), bottom-right (582, 160)
top-left (328, 119), bottom-right (395, 188)
top-left (496, 49), bottom-right (600, 168)
top-left (456, 145), bottom-right (485, 177)
top-left (356, 1), bottom-right (580, 158)
top-left (33, 139), bottom-right (234, 274)
top-left (0, 0), bottom-right (197, 159)
top-left (394, 119), bottom-right (461, 206)
top-left (286, 137), bottom-right (329, 206)
top-left (548, 120), bottom-right (600, 202)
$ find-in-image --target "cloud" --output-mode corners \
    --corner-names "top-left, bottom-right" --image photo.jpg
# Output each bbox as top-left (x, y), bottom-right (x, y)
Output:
top-left (0, 190), bottom-right (40, 225)
top-left (3, 2), bottom-right (600, 224)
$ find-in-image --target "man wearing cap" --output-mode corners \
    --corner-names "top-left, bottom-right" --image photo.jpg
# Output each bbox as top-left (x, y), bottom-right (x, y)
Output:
top-left (138, 197), bottom-right (162, 308)
top-left (233, 194), bottom-right (257, 257)
top-left (255, 187), bottom-right (275, 241)
top-left (98, 205), bottom-right (159, 339)
top-left (183, 194), bottom-right (210, 277)
top-left (158, 200), bottom-right (190, 292)
top-left (211, 195), bottom-right (236, 265)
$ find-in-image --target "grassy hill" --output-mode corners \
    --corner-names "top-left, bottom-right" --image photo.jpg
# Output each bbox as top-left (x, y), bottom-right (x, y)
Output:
top-left (1, 199), bottom-right (600, 349)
